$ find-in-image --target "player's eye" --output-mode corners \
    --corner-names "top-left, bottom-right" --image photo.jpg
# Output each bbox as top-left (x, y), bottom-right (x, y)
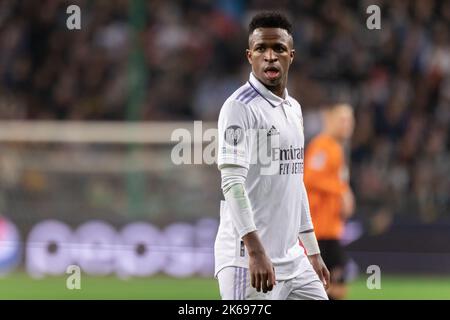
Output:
top-left (274, 45), bottom-right (287, 53)
top-left (255, 46), bottom-right (265, 52)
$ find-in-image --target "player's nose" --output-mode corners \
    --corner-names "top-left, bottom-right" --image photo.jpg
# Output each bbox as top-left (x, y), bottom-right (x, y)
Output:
top-left (264, 49), bottom-right (277, 62)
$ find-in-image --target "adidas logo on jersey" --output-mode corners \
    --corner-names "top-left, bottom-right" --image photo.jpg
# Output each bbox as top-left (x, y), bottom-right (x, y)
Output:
top-left (267, 125), bottom-right (280, 136)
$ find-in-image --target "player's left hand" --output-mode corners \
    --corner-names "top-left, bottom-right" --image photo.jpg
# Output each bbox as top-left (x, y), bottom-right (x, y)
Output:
top-left (307, 254), bottom-right (330, 290)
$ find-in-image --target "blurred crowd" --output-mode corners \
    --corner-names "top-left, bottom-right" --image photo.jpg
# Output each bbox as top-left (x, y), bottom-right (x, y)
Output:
top-left (0, 0), bottom-right (448, 224)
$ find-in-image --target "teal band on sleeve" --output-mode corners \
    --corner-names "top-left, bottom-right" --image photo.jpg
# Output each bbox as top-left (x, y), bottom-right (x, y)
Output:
top-left (221, 165), bottom-right (257, 239)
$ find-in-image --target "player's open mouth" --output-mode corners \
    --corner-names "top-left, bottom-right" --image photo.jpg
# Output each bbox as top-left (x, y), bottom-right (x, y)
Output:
top-left (264, 66), bottom-right (280, 80)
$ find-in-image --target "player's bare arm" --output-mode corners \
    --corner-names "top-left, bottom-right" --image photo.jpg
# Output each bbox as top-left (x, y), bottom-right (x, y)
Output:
top-left (242, 231), bottom-right (276, 293)
top-left (300, 229), bottom-right (330, 289)
top-left (341, 188), bottom-right (355, 219)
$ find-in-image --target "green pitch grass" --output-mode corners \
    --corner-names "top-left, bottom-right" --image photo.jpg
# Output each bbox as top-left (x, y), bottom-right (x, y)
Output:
top-left (0, 273), bottom-right (449, 299)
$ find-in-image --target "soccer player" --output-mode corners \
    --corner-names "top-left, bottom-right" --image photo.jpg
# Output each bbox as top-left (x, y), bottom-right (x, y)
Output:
top-left (215, 12), bottom-right (330, 300)
top-left (304, 103), bottom-right (355, 300)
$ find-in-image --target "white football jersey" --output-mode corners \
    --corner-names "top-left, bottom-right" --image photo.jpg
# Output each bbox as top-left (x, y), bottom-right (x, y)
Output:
top-left (215, 73), bottom-right (313, 280)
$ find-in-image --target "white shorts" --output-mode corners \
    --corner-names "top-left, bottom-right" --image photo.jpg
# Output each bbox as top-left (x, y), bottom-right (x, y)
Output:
top-left (217, 264), bottom-right (328, 300)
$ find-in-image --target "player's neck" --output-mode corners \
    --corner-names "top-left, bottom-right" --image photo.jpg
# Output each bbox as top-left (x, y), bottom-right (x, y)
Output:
top-left (265, 81), bottom-right (286, 99)
top-left (323, 130), bottom-right (342, 143)
top-left (269, 86), bottom-right (285, 99)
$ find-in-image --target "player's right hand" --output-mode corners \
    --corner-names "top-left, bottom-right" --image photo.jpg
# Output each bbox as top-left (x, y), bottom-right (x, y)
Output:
top-left (248, 252), bottom-right (276, 293)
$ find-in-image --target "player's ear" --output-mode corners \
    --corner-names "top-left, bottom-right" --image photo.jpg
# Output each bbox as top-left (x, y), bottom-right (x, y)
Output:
top-left (290, 49), bottom-right (295, 64)
top-left (246, 49), bottom-right (252, 65)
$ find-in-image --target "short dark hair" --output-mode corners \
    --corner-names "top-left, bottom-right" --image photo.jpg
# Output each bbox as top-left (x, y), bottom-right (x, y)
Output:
top-left (248, 12), bottom-right (293, 35)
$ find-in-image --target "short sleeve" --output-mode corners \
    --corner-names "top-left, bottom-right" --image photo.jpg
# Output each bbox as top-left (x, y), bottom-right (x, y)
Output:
top-left (217, 99), bottom-right (254, 170)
